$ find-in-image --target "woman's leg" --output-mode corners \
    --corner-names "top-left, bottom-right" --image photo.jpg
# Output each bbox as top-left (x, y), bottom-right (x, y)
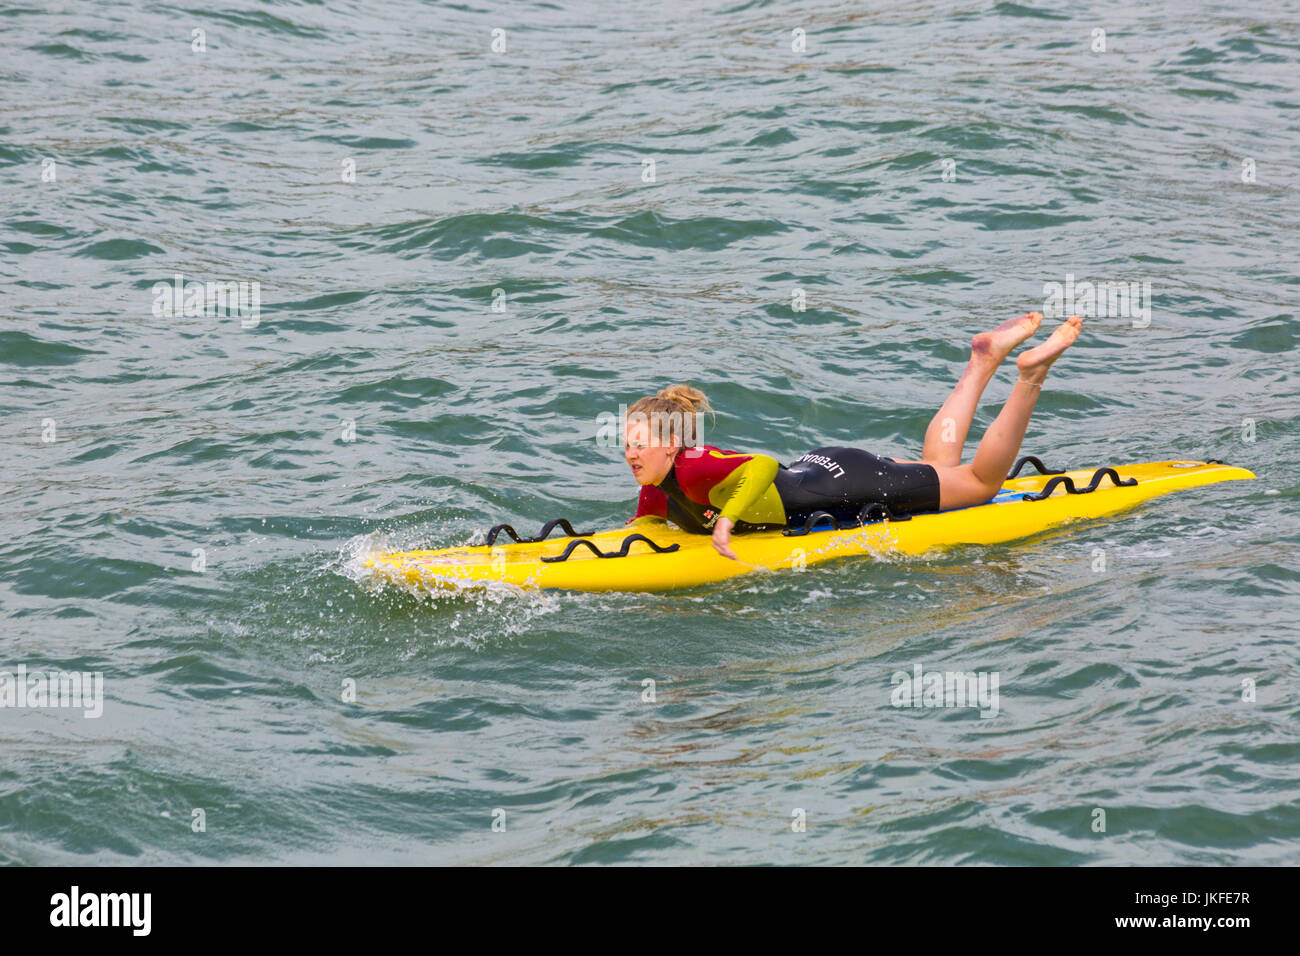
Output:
top-left (929, 316), bottom-right (1083, 509)
top-left (920, 312), bottom-right (1043, 467)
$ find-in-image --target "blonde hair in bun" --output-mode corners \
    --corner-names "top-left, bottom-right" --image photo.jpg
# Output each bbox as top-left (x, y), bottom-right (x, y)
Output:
top-left (627, 384), bottom-right (713, 448)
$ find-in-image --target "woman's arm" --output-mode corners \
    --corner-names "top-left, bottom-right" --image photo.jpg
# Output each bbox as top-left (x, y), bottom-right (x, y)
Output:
top-left (717, 454), bottom-right (780, 523)
top-left (712, 454), bottom-right (780, 559)
top-left (629, 483), bottom-right (669, 524)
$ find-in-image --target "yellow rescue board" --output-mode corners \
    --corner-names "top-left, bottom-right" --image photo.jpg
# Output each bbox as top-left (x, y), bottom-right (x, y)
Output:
top-left (363, 460), bottom-right (1254, 593)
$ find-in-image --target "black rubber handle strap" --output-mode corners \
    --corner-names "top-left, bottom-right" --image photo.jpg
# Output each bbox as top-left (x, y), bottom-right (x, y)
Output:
top-left (783, 501), bottom-right (917, 537)
top-left (606, 533), bottom-right (680, 558)
top-left (1005, 455), bottom-right (1066, 480)
top-left (857, 501), bottom-right (911, 524)
top-left (539, 538), bottom-right (604, 562)
top-left (486, 517), bottom-right (594, 547)
top-left (485, 524), bottom-right (520, 545)
top-left (1087, 467), bottom-right (1137, 490)
top-left (540, 533), bottom-right (680, 563)
top-left (782, 511), bottom-right (844, 537)
top-left (1024, 467), bottom-right (1137, 501)
top-left (1024, 476), bottom-right (1077, 501)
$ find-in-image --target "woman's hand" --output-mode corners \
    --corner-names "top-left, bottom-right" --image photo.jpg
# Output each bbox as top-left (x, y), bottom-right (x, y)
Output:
top-left (712, 516), bottom-right (738, 561)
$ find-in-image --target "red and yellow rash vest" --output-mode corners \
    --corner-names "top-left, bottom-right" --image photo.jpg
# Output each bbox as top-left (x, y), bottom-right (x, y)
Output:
top-left (633, 445), bottom-right (785, 534)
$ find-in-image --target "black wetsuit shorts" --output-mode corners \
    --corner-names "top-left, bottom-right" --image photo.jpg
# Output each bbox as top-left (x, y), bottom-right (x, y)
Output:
top-left (773, 447), bottom-right (941, 526)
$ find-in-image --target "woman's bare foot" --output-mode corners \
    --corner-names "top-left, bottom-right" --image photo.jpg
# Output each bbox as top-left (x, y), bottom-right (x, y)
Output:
top-left (971, 312), bottom-right (1043, 367)
top-left (920, 312), bottom-right (1043, 469)
top-left (1016, 315), bottom-right (1082, 384)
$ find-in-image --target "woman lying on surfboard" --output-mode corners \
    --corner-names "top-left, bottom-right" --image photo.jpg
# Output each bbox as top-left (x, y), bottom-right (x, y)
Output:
top-left (625, 312), bottom-right (1083, 560)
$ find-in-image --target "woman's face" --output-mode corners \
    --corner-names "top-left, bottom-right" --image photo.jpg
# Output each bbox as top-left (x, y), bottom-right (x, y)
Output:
top-left (625, 418), bottom-right (678, 486)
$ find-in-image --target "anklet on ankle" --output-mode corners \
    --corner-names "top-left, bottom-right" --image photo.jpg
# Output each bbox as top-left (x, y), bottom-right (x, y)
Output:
top-left (1017, 378), bottom-right (1043, 389)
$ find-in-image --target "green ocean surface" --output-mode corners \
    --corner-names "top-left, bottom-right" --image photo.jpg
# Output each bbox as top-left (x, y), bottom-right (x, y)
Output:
top-left (1, 0), bottom-right (1297, 864)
